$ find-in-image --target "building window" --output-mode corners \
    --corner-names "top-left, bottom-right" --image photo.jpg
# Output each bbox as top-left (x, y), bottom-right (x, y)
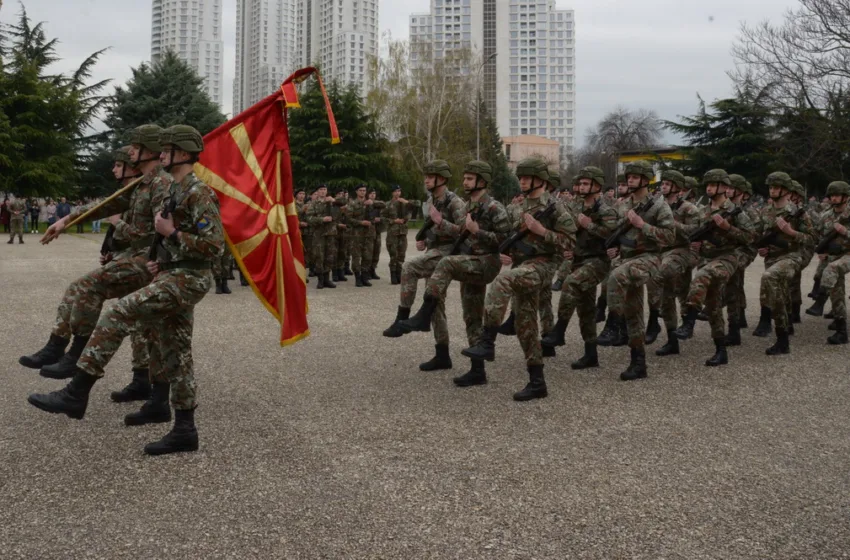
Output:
top-left (505, 144), bottom-right (511, 159)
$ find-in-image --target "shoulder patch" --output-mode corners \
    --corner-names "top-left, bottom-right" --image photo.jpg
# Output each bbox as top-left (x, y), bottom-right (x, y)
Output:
top-left (197, 217), bottom-right (210, 230)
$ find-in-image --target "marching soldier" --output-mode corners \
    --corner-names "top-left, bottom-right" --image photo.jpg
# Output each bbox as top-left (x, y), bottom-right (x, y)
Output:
top-left (336, 187), bottom-right (352, 279)
top-left (397, 161), bottom-right (511, 386)
top-left (461, 158), bottom-right (576, 401)
top-left (369, 188), bottom-right (384, 280)
top-left (296, 188), bottom-right (312, 278)
top-left (305, 184), bottom-right (342, 289)
top-left (596, 173), bottom-right (632, 338)
top-left (347, 184), bottom-right (384, 287)
top-left (383, 160), bottom-right (465, 372)
top-left (551, 174), bottom-right (582, 291)
top-left (383, 185), bottom-right (409, 285)
top-left (7, 194), bottom-right (26, 244)
top-left (788, 181), bottom-right (816, 326)
top-left (723, 175), bottom-right (758, 340)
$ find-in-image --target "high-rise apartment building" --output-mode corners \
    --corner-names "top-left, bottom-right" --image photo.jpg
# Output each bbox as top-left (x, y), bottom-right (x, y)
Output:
top-left (410, 0), bottom-right (575, 161)
top-left (151, 0), bottom-right (225, 109)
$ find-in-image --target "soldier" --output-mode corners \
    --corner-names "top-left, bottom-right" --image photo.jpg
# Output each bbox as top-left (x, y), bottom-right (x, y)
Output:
top-left (336, 187), bottom-right (352, 278)
top-left (604, 160), bottom-right (675, 381)
top-left (382, 160), bottom-right (466, 373)
top-left (296, 188), bottom-right (312, 279)
top-left (646, 170), bottom-right (701, 354)
top-left (19, 125), bottom-right (170, 381)
top-left (397, 161), bottom-right (511, 386)
top-left (213, 244), bottom-right (233, 294)
top-left (541, 166), bottom-right (617, 369)
top-left (347, 184), bottom-right (382, 287)
top-left (461, 157), bottom-right (576, 401)
top-left (723, 175), bottom-right (758, 339)
top-left (806, 181), bottom-right (850, 344)
top-left (596, 173), bottom-right (632, 336)
top-left (7, 194), bottom-right (26, 244)
top-left (305, 184), bottom-right (341, 289)
top-left (369, 188), bottom-right (384, 280)
top-left (752, 172), bottom-right (814, 355)
top-left (788, 181), bottom-right (815, 326)
top-left (551, 174), bottom-right (582, 291)
top-left (672, 169), bottom-right (753, 366)
top-left (383, 185), bottom-right (409, 285)
top-left (28, 125), bottom-right (224, 456)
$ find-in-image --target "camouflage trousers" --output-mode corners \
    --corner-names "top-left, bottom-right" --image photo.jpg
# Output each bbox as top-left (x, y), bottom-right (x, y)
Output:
top-left (555, 258), bottom-right (573, 282)
top-left (302, 232), bottom-right (313, 269)
top-left (78, 270), bottom-right (213, 410)
top-left (760, 254), bottom-right (802, 330)
top-left (338, 232), bottom-right (350, 268)
top-left (813, 257), bottom-right (828, 282)
top-left (212, 244), bottom-right (233, 280)
top-left (350, 234), bottom-right (374, 274)
top-left (654, 248), bottom-right (697, 330)
top-left (556, 257), bottom-right (610, 343)
top-left (426, 254), bottom-right (502, 346)
top-left (372, 232), bottom-right (382, 269)
top-left (790, 249), bottom-right (815, 306)
top-left (686, 255), bottom-right (738, 338)
top-left (386, 234), bottom-right (408, 274)
top-left (725, 250), bottom-right (756, 323)
top-left (52, 256), bottom-right (153, 339)
top-left (311, 234), bottom-right (337, 274)
top-left (130, 330), bottom-right (150, 369)
top-left (821, 254), bottom-right (850, 321)
top-left (400, 246), bottom-right (452, 344)
top-left (9, 217), bottom-right (23, 236)
top-left (607, 253), bottom-right (661, 350)
top-left (484, 257), bottom-right (557, 366)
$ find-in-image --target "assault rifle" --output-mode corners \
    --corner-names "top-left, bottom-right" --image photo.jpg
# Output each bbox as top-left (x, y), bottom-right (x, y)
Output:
top-left (415, 196), bottom-right (447, 242)
top-left (688, 206), bottom-right (743, 243)
top-left (755, 206), bottom-right (806, 249)
top-left (815, 215), bottom-right (850, 254)
top-left (604, 197), bottom-right (655, 249)
top-left (100, 224), bottom-right (116, 256)
top-left (148, 196), bottom-right (177, 261)
top-left (450, 203), bottom-right (487, 255)
top-left (498, 200), bottom-right (558, 255)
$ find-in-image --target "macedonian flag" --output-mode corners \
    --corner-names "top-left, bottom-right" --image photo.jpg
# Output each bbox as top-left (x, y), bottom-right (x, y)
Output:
top-left (195, 67), bottom-right (339, 345)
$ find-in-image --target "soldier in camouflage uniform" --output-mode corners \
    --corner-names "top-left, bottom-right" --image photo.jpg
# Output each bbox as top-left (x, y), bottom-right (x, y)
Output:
top-left (722, 175), bottom-right (759, 340)
top-left (213, 244), bottom-right (233, 294)
top-left (383, 185), bottom-right (409, 285)
top-left (752, 172), bottom-right (815, 355)
top-left (462, 158), bottom-right (577, 401)
top-left (305, 185), bottom-right (342, 289)
top-left (336, 187), bottom-right (352, 277)
top-left (672, 170), bottom-right (753, 366)
top-left (7, 195), bottom-right (26, 244)
top-left (806, 181), bottom-right (850, 344)
top-left (369, 188), bottom-right (384, 279)
top-left (383, 160), bottom-right (466, 371)
top-left (29, 125), bottom-right (224, 456)
top-left (397, 161), bottom-right (511, 386)
top-left (551, 174), bottom-right (582, 291)
top-left (597, 173), bottom-right (632, 337)
top-left (347, 184), bottom-right (385, 287)
top-left (541, 166), bottom-right (617, 369)
top-left (603, 160), bottom-right (676, 381)
top-left (788, 181), bottom-right (816, 325)
top-left (20, 126), bottom-right (170, 385)
top-left (296, 189), bottom-right (312, 280)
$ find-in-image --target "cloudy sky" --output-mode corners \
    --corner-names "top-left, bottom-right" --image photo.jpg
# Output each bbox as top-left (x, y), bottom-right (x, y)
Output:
top-left (0, 0), bottom-right (799, 145)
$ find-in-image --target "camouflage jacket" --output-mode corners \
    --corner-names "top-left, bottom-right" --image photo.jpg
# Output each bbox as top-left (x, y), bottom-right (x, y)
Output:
top-left (574, 197), bottom-right (618, 259)
top-left (438, 193), bottom-right (511, 255)
top-left (617, 195), bottom-right (676, 259)
top-left (507, 191), bottom-right (577, 261)
top-left (9, 198), bottom-right (26, 218)
top-left (817, 206), bottom-right (850, 255)
top-left (346, 198), bottom-right (385, 237)
top-left (70, 166), bottom-right (171, 227)
top-left (296, 201), bottom-right (310, 235)
top-left (306, 197), bottom-right (346, 237)
top-left (427, 190), bottom-right (466, 248)
top-left (383, 198), bottom-right (409, 236)
top-left (745, 201), bottom-right (764, 237)
top-left (506, 202), bottom-right (522, 224)
top-left (667, 197), bottom-right (701, 249)
top-left (110, 176), bottom-right (157, 258)
top-left (696, 199), bottom-right (754, 259)
top-left (759, 202), bottom-right (815, 258)
top-left (155, 172), bottom-right (224, 266)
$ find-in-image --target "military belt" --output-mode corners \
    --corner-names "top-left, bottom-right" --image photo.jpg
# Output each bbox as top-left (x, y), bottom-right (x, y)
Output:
top-left (160, 260), bottom-right (211, 271)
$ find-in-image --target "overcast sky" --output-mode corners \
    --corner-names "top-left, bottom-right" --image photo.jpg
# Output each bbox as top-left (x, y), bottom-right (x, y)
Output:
top-left (0, 0), bottom-right (799, 146)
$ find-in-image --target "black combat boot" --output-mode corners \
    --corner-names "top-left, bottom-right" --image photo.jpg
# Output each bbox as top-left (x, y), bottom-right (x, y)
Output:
top-left (360, 270), bottom-right (372, 287)
top-left (40, 334), bottom-right (90, 380)
top-left (611, 315), bottom-right (629, 347)
top-left (828, 318), bottom-right (839, 331)
top-left (220, 278), bottom-right (231, 294)
top-left (765, 327), bottom-right (790, 356)
top-left (724, 319), bottom-right (742, 347)
top-left (336, 268), bottom-right (348, 282)
top-left (383, 306), bottom-right (411, 338)
top-left (787, 317), bottom-right (795, 336)
top-left (391, 270), bottom-right (400, 285)
top-left (595, 294), bottom-right (607, 323)
top-left (125, 382), bottom-right (172, 426)
top-left (461, 326), bottom-right (498, 362)
top-left (790, 302), bottom-right (802, 324)
top-left (144, 408), bottom-right (199, 456)
top-left (752, 306), bottom-right (773, 337)
top-left (400, 295), bottom-right (438, 333)
top-left (541, 317), bottom-right (569, 348)
top-left (676, 305), bottom-right (699, 340)
top-left (18, 235), bottom-right (23, 244)
top-left (806, 291), bottom-right (828, 316)
top-left (513, 364), bottom-right (548, 401)
top-left (597, 312), bottom-right (621, 346)
top-left (619, 347), bottom-right (648, 381)
top-left (542, 345), bottom-right (557, 357)
top-left (498, 311), bottom-right (516, 336)
top-left (240, 272), bottom-right (249, 286)
top-left (215, 279), bottom-right (223, 294)
top-left (344, 263), bottom-right (354, 276)
top-left (27, 370), bottom-right (97, 419)
top-left (19, 334), bottom-right (69, 369)
top-left (6, 238), bottom-right (12, 244)
top-left (645, 308), bottom-right (661, 345)
top-left (316, 272), bottom-right (325, 289)
top-left (332, 269), bottom-right (340, 282)
top-left (323, 271), bottom-right (336, 289)
top-left (370, 268), bottom-right (380, 280)
top-left (808, 278), bottom-right (821, 299)
top-left (419, 343), bottom-right (453, 371)
top-left (825, 309), bottom-right (835, 319)
top-left (705, 338), bottom-right (728, 367)
top-left (827, 319), bottom-right (848, 345)
top-left (739, 310), bottom-right (749, 329)
top-left (551, 278), bottom-right (563, 291)
top-left (453, 359), bottom-right (487, 387)
top-left (110, 368), bottom-right (151, 403)
top-left (355, 273), bottom-right (364, 287)
top-left (655, 329), bottom-right (680, 356)
top-left (571, 342), bottom-right (599, 370)
top-left (696, 310), bottom-right (709, 321)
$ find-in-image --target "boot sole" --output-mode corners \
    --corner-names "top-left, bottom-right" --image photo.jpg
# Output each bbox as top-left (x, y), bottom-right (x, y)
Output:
top-left (453, 378), bottom-right (487, 387)
top-left (125, 414), bottom-right (172, 426)
top-left (110, 392), bottom-right (152, 403)
top-left (144, 441), bottom-right (199, 456)
top-left (513, 391), bottom-right (548, 401)
top-left (827, 339), bottom-right (848, 345)
top-left (39, 368), bottom-right (77, 380)
top-left (19, 357), bottom-right (60, 369)
top-left (27, 395), bottom-right (85, 419)
top-left (705, 360), bottom-right (728, 367)
top-left (419, 363), bottom-right (453, 371)
top-left (619, 373), bottom-right (648, 381)
top-left (460, 349), bottom-right (494, 362)
top-left (570, 362), bottom-right (599, 370)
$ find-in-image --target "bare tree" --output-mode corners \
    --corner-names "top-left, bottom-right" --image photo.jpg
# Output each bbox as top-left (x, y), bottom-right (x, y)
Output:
top-left (583, 107), bottom-right (662, 184)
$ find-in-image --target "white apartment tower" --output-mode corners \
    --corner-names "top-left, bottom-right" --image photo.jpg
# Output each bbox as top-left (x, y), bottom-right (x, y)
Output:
top-left (410, 0), bottom-right (575, 161)
top-left (151, 0), bottom-right (225, 109)
top-left (233, 0), bottom-right (298, 115)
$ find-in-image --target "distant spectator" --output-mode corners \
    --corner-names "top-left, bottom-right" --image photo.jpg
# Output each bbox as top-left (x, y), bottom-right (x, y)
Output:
top-left (56, 197), bottom-right (71, 220)
top-left (29, 198), bottom-right (41, 233)
top-left (45, 199), bottom-right (57, 226)
top-left (1, 197), bottom-right (9, 233)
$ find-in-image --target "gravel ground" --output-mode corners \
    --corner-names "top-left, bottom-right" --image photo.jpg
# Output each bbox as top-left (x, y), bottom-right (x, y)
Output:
top-left (2, 232), bottom-right (850, 560)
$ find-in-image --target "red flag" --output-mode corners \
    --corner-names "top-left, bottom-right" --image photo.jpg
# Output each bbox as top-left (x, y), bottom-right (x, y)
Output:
top-left (194, 67), bottom-right (339, 346)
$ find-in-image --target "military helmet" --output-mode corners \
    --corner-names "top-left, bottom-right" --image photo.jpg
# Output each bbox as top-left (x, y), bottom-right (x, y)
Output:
top-left (765, 171), bottom-right (794, 189)
top-left (616, 173), bottom-right (626, 184)
top-left (827, 181), bottom-right (850, 197)
top-left (737, 180), bottom-right (753, 195)
top-left (113, 146), bottom-right (135, 165)
top-left (464, 160), bottom-right (492, 184)
top-left (702, 169), bottom-right (732, 186)
top-left (571, 174), bottom-right (581, 186)
top-left (159, 125), bottom-right (204, 153)
top-left (128, 124), bottom-right (163, 153)
top-left (423, 159), bottom-right (452, 179)
top-left (547, 168), bottom-right (561, 188)
top-left (578, 166), bottom-right (605, 187)
top-left (515, 157), bottom-right (549, 181)
top-left (623, 160), bottom-right (654, 182)
top-left (684, 176), bottom-right (699, 190)
top-left (790, 180), bottom-right (805, 197)
top-left (728, 174), bottom-right (747, 191)
top-left (660, 169), bottom-right (685, 190)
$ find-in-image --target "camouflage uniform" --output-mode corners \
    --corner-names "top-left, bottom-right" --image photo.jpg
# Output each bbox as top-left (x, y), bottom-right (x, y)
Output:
top-left (383, 189), bottom-right (408, 283)
top-left (347, 193), bottom-right (377, 279)
top-left (336, 191), bottom-right (351, 273)
top-left (305, 193), bottom-right (340, 275)
top-left (370, 191), bottom-right (385, 273)
top-left (297, 198), bottom-right (312, 271)
top-left (657, 197), bottom-right (700, 330)
top-left (8, 197), bottom-right (26, 243)
top-left (212, 243), bottom-right (233, 293)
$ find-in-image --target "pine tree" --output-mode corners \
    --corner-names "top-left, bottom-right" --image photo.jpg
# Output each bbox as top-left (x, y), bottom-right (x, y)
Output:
top-left (478, 95), bottom-right (518, 202)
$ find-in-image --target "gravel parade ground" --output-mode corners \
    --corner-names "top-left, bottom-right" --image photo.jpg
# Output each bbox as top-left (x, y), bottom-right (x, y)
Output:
top-left (2, 231), bottom-right (849, 559)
